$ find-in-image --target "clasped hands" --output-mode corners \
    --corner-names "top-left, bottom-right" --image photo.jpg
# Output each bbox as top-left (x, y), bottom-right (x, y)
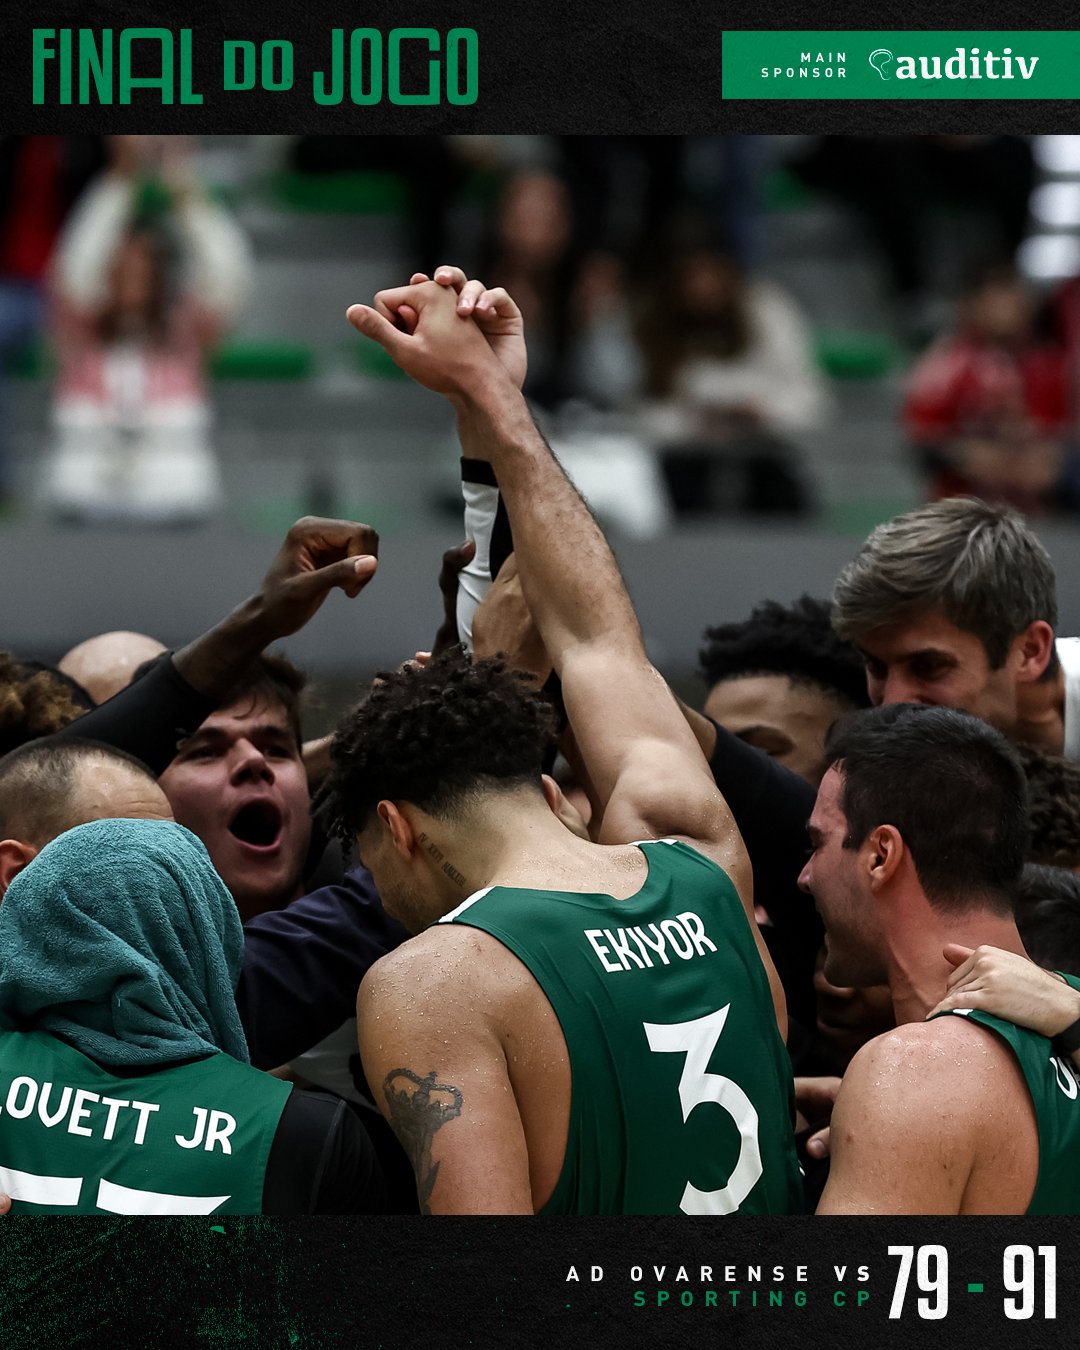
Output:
top-left (347, 266), bottom-right (527, 400)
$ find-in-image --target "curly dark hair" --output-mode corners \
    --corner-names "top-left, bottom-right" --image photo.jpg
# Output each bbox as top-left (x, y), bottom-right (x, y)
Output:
top-left (0, 652), bottom-right (94, 756)
top-left (1014, 742), bottom-right (1080, 870)
top-left (1015, 869), bottom-right (1080, 977)
top-left (698, 595), bottom-right (869, 708)
top-left (1015, 864), bottom-right (1080, 976)
top-left (327, 648), bottom-right (558, 841)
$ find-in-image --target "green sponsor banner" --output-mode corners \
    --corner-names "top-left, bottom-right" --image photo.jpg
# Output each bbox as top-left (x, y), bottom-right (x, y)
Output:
top-left (722, 31), bottom-right (1080, 97)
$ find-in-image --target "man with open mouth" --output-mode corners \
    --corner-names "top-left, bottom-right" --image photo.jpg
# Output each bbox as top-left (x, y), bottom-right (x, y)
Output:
top-left (155, 649), bottom-right (418, 1209)
top-left (159, 655), bottom-right (311, 923)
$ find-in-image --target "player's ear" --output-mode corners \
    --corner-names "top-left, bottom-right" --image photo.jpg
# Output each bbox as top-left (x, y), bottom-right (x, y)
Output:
top-left (867, 825), bottom-right (903, 889)
top-left (540, 773), bottom-right (562, 815)
top-left (0, 839), bottom-right (37, 900)
top-left (541, 774), bottom-right (589, 841)
top-left (376, 801), bottom-right (415, 861)
top-left (1014, 619), bottom-right (1055, 684)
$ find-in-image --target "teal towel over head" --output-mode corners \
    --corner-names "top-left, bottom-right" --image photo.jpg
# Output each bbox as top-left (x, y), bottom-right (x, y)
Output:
top-left (0, 817), bottom-right (249, 1067)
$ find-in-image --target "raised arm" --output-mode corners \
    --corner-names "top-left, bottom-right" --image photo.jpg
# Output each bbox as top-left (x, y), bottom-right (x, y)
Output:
top-left (171, 515), bottom-right (378, 696)
top-left (348, 275), bottom-right (789, 1032)
top-left (347, 280), bottom-right (748, 885)
top-left (69, 517), bottom-right (378, 773)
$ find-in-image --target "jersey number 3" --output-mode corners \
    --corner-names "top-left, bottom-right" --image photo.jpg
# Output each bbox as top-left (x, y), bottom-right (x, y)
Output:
top-left (644, 1004), bottom-right (763, 1215)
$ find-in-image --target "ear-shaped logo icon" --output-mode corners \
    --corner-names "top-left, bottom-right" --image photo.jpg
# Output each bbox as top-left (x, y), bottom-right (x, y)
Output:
top-left (869, 48), bottom-right (894, 79)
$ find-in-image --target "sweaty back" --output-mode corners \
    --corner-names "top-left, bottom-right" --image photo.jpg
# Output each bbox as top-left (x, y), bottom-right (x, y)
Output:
top-left (443, 839), bottom-right (803, 1215)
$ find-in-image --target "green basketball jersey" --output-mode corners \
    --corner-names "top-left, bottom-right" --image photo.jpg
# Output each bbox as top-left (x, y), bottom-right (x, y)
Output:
top-left (441, 838), bottom-right (804, 1215)
top-left (936, 1007), bottom-right (1080, 1215)
top-left (0, 1030), bottom-right (292, 1214)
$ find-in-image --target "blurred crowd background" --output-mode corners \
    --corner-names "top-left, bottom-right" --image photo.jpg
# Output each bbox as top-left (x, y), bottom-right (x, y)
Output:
top-left (6, 132), bottom-right (1080, 699)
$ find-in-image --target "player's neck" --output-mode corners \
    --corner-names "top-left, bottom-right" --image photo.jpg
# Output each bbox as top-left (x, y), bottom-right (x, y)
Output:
top-left (483, 800), bottom-right (606, 890)
top-left (425, 794), bottom-right (602, 910)
top-left (1014, 665), bottom-right (1065, 755)
top-left (886, 899), bottom-right (1027, 1024)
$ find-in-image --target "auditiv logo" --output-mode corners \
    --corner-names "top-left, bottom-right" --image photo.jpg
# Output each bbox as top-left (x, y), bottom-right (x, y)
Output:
top-left (866, 44), bottom-right (1038, 80)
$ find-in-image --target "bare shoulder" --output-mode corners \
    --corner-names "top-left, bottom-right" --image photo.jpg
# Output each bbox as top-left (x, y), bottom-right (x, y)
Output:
top-left (358, 919), bottom-right (537, 1018)
top-left (356, 922), bottom-right (518, 1101)
top-left (820, 1018), bottom-right (1030, 1214)
top-left (355, 918), bottom-right (538, 1214)
top-left (844, 1016), bottom-right (1017, 1096)
top-left (363, 920), bottom-right (503, 977)
top-left (867, 1012), bottom-right (1022, 1060)
top-left (835, 1017), bottom-right (1029, 1168)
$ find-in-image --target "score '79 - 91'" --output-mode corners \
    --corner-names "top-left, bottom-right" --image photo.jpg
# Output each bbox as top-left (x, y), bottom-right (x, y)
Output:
top-left (888, 1246), bottom-right (1056, 1320)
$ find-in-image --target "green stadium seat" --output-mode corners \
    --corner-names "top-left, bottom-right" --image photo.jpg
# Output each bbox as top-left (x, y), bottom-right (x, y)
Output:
top-left (269, 170), bottom-right (409, 214)
top-left (823, 497), bottom-right (920, 537)
top-left (762, 167), bottom-right (819, 211)
top-left (815, 331), bottom-right (902, 380)
top-left (210, 341), bottom-right (315, 380)
top-left (349, 339), bottom-right (409, 381)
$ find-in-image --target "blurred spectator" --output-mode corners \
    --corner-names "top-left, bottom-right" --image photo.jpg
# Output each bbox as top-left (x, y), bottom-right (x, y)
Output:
top-left (41, 136), bottom-right (252, 524)
top-left (637, 241), bottom-right (828, 516)
top-left (1040, 271), bottom-right (1080, 459)
top-left (789, 135), bottom-right (1035, 337)
top-left (481, 169), bottom-right (580, 410)
top-left (470, 170), bottom-right (667, 535)
top-left (0, 137), bottom-right (104, 506)
top-left (558, 137), bottom-right (687, 269)
top-left (682, 137), bottom-right (765, 273)
top-left (479, 169), bottom-right (639, 412)
top-left (903, 265), bottom-right (1075, 513)
top-left (556, 136), bottom-right (763, 273)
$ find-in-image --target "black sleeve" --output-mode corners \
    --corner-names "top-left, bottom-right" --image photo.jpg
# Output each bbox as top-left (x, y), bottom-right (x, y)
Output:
top-left (64, 653), bottom-right (217, 776)
top-left (263, 1089), bottom-right (387, 1214)
top-left (237, 867), bottom-right (410, 1071)
top-left (707, 718), bottom-right (823, 1031)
